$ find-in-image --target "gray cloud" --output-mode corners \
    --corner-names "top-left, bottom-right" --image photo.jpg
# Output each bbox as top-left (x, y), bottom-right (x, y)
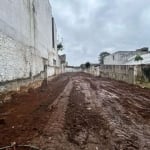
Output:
top-left (50, 0), bottom-right (150, 66)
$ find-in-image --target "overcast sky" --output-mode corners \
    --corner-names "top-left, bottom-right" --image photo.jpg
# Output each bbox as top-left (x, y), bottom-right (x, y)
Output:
top-left (50, 0), bottom-right (150, 66)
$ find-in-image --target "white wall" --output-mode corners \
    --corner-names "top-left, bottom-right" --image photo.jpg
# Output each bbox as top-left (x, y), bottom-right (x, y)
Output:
top-left (0, 31), bottom-right (44, 82)
top-left (104, 53), bottom-right (126, 65)
top-left (83, 66), bottom-right (100, 76)
top-left (48, 19), bottom-right (60, 67)
top-left (65, 67), bottom-right (81, 72)
top-left (0, 0), bottom-right (31, 46)
top-left (104, 51), bottom-right (149, 65)
top-left (0, 0), bottom-right (59, 83)
top-left (34, 0), bottom-right (53, 58)
top-left (47, 66), bottom-right (55, 77)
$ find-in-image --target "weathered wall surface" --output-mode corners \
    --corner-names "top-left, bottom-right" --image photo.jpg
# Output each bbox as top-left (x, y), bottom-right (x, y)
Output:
top-left (100, 65), bottom-right (135, 84)
top-left (0, 0), bottom-right (59, 94)
top-left (0, 0), bottom-right (32, 47)
top-left (84, 66), bottom-right (100, 76)
top-left (65, 67), bottom-right (82, 73)
top-left (0, 0), bottom-right (54, 58)
top-left (33, 0), bottom-right (53, 58)
top-left (99, 64), bottom-right (150, 84)
top-left (47, 66), bottom-right (55, 77)
top-left (0, 32), bottom-right (44, 82)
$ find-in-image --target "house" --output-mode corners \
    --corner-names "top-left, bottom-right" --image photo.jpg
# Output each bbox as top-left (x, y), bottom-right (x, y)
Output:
top-left (104, 47), bottom-right (149, 65)
top-left (125, 53), bottom-right (150, 65)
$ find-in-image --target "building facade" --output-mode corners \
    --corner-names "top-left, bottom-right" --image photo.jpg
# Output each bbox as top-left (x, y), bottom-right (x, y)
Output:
top-left (104, 48), bottom-right (149, 65)
top-left (0, 0), bottom-right (60, 92)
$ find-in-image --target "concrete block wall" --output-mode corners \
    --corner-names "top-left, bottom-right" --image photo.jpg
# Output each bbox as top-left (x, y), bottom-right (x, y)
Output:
top-left (99, 65), bottom-right (135, 84)
top-left (0, 32), bottom-right (44, 83)
top-left (85, 64), bottom-right (150, 85)
top-left (84, 66), bottom-right (100, 76)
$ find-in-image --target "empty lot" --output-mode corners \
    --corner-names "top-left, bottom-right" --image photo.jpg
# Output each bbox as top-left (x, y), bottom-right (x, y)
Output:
top-left (0, 73), bottom-right (150, 150)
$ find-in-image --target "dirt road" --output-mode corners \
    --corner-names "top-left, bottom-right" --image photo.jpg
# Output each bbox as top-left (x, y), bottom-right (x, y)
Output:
top-left (0, 73), bottom-right (150, 150)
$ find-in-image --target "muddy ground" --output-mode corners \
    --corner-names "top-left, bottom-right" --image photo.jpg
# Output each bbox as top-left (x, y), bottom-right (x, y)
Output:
top-left (0, 73), bottom-right (150, 150)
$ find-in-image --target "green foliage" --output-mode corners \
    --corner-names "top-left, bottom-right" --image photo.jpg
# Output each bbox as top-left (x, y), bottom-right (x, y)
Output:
top-left (134, 55), bottom-right (143, 61)
top-left (85, 62), bottom-right (91, 69)
top-left (99, 52), bottom-right (110, 64)
top-left (57, 43), bottom-right (63, 51)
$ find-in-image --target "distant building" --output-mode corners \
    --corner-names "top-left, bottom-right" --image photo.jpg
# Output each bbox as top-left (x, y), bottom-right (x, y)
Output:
top-left (125, 53), bottom-right (150, 65)
top-left (104, 47), bottom-right (149, 65)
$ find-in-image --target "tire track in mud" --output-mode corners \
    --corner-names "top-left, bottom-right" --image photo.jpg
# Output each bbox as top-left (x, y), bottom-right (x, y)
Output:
top-left (65, 77), bottom-right (111, 150)
top-left (64, 76), bottom-right (150, 150)
top-left (82, 76), bottom-right (150, 150)
top-left (31, 79), bottom-right (74, 150)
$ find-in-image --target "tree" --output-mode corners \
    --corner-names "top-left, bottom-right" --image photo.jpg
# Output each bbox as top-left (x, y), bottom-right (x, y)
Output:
top-left (99, 52), bottom-right (110, 64)
top-left (134, 55), bottom-right (143, 62)
top-left (85, 62), bottom-right (91, 69)
top-left (57, 43), bottom-right (63, 51)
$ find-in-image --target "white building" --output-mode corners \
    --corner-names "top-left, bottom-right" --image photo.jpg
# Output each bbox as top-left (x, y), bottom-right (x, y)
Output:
top-left (0, 0), bottom-right (62, 94)
top-left (0, 0), bottom-right (60, 83)
top-left (104, 48), bottom-right (149, 65)
top-left (125, 53), bottom-right (150, 65)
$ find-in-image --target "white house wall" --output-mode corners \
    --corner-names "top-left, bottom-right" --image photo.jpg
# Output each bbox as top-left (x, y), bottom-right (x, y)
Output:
top-left (0, 0), bottom-right (31, 46)
top-left (104, 51), bottom-right (149, 65)
top-left (47, 66), bottom-right (55, 77)
top-left (33, 0), bottom-right (53, 58)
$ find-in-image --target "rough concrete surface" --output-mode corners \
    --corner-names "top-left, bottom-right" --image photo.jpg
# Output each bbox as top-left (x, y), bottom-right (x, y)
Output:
top-left (0, 0), bottom-right (59, 84)
top-left (0, 73), bottom-right (150, 150)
